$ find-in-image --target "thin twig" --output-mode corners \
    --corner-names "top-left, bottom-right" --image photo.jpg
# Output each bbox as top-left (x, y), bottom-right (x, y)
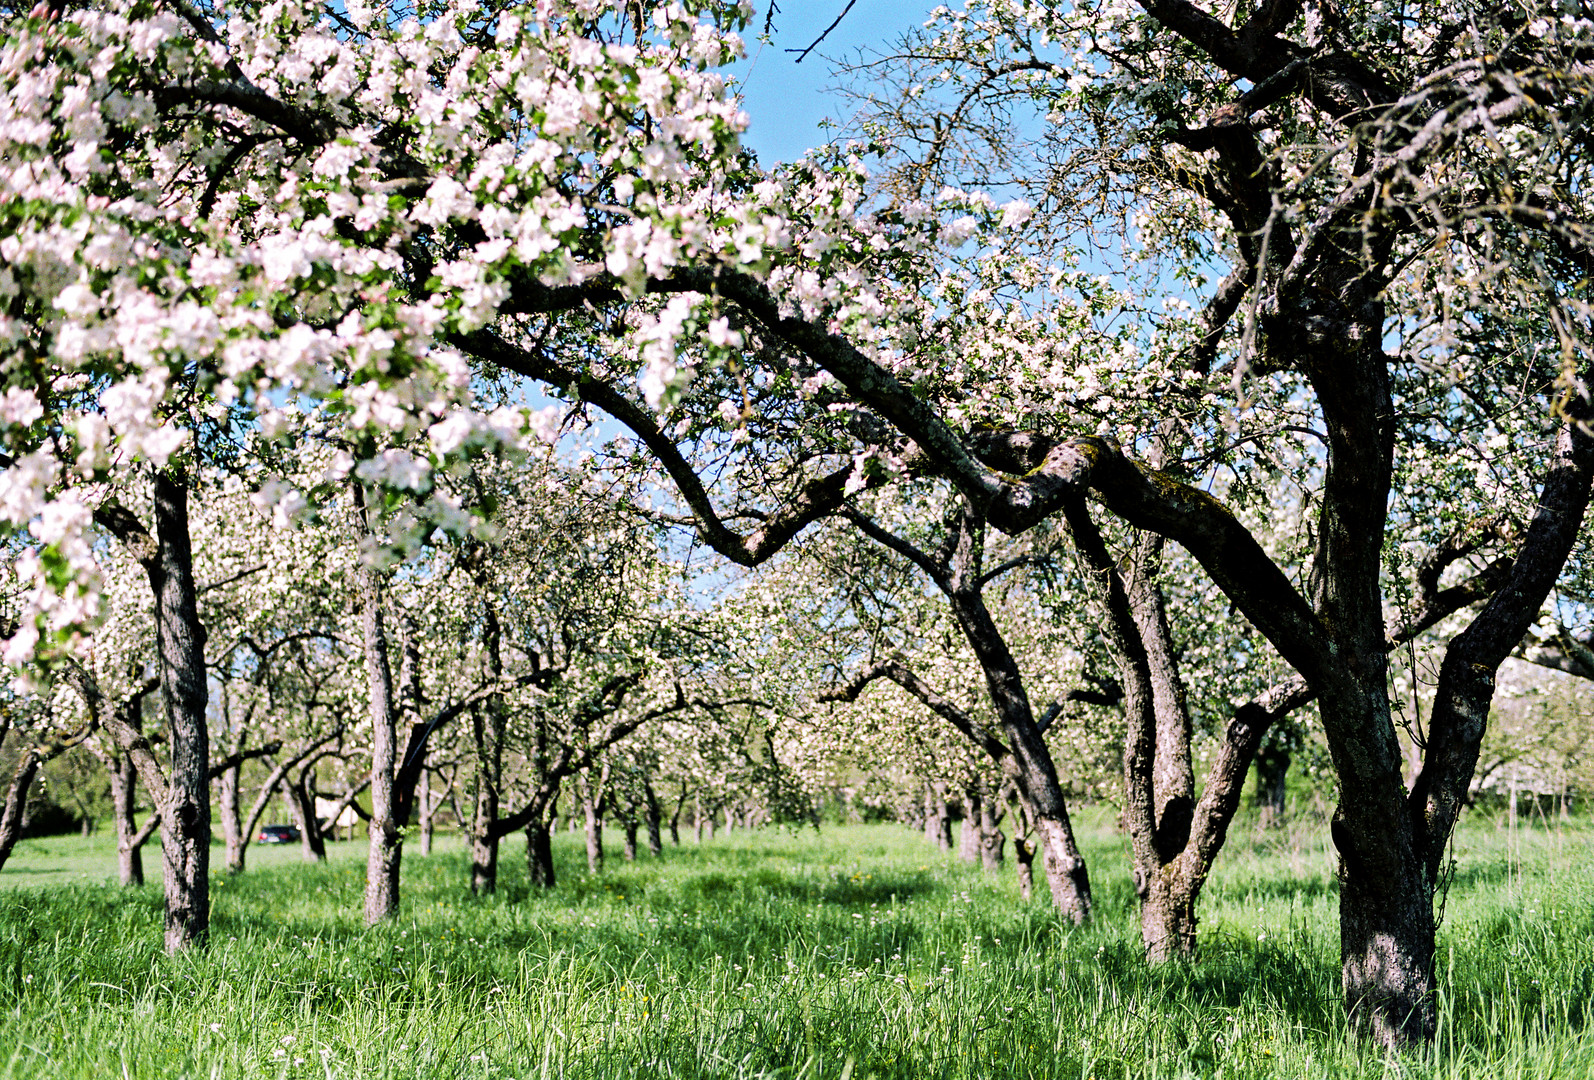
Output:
top-left (786, 0), bottom-right (857, 63)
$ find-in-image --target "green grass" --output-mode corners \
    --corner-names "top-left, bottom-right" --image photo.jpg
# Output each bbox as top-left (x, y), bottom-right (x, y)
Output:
top-left (0, 810), bottom-right (1590, 1078)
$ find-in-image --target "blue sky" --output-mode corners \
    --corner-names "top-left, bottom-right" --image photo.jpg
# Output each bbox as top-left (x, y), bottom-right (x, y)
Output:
top-left (729, 3), bottom-right (940, 165)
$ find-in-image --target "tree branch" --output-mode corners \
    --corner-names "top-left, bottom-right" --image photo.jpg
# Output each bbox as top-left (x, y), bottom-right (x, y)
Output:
top-left (821, 657), bottom-right (1010, 762)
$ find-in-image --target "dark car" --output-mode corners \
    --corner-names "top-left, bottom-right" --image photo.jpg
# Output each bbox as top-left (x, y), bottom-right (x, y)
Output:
top-left (258, 824), bottom-right (301, 844)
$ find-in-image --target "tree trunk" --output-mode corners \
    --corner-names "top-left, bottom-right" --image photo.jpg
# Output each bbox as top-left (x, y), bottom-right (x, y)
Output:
top-left (465, 710), bottom-right (497, 885)
top-left (217, 762), bottom-right (245, 875)
top-left (146, 474), bottom-right (211, 953)
top-left (583, 787), bottom-right (604, 873)
top-left (1030, 810), bottom-right (1091, 922)
top-left (287, 770), bottom-right (327, 862)
top-left (1254, 747), bottom-right (1290, 827)
top-left (0, 750), bottom-right (40, 874)
top-left (109, 753), bottom-right (145, 886)
top-left (418, 768), bottom-right (434, 856)
top-left (526, 821), bottom-right (555, 888)
top-left (1335, 809), bottom-right (1436, 1045)
top-left (924, 782), bottom-right (952, 849)
top-left (669, 786), bottom-right (688, 847)
top-left (1013, 837), bottom-right (1035, 901)
top-left (359, 514), bottom-right (402, 924)
top-left (644, 782), bottom-right (663, 856)
top-left (942, 508), bottom-right (1093, 923)
top-left (470, 602), bottom-right (506, 894)
top-left (958, 789), bottom-right (981, 863)
top-left (979, 798), bottom-right (1005, 870)
top-left (622, 816), bottom-right (638, 861)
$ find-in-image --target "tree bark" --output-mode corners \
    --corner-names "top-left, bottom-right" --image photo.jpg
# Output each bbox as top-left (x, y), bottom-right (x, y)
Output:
top-left (958, 788), bottom-right (981, 864)
top-left (0, 750), bottom-right (40, 874)
top-left (978, 797), bottom-right (1005, 870)
top-left (418, 766), bottom-right (434, 856)
top-left (831, 505), bottom-right (1093, 922)
top-left (526, 821), bottom-right (555, 888)
top-left (668, 785), bottom-right (688, 846)
top-left (470, 600), bottom-right (505, 894)
top-left (145, 474), bottom-right (212, 953)
top-left (924, 782), bottom-right (952, 849)
top-left (1013, 836), bottom-right (1035, 901)
top-left (286, 764), bottom-right (328, 861)
top-left (217, 757), bottom-right (245, 874)
top-left (643, 781), bottom-right (663, 856)
top-left (584, 797), bottom-right (604, 871)
top-left (108, 752), bottom-right (145, 886)
top-left (580, 768), bottom-right (607, 873)
top-left (359, 500), bottom-right (402, 924)
top-left (469, 705), bottom-right (502, 894)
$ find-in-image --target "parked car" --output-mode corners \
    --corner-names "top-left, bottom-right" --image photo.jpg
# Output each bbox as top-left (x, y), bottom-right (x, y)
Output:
top-left (258, 824), bottom-right (301, 844)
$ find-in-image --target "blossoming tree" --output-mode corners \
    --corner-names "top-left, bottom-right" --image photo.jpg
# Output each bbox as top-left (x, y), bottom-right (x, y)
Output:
top-left (3, 0), bottom-right (1592, 1046)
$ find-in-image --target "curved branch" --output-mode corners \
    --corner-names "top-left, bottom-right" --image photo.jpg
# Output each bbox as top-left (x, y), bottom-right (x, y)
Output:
top-left (821, 657), bottom-right (1011, 761)
top-left (453, 327), bottom-right (860, 565)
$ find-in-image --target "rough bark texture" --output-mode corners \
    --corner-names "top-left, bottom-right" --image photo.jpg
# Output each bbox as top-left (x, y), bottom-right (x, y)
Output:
top-left (147, 475), bottom-right (212, 952)
top-left (470, 596), bottom-right (505, 894)
top-left (467, 715), bottom-right (500, 890)
top-left (418, 769), bottom-right (434, 856)
top-left (217, 763), bottom-right (245, 874)
top-left (287, 767), bottom-right (328, 862)
top-left (0, 750), bottom-right (39, 874)
top-left (360, 526), bottom-right (403, 924)
top-left (1067, 500), bottom-right (1310, 963)
top-left (622, 815), bottom-right (639, 861)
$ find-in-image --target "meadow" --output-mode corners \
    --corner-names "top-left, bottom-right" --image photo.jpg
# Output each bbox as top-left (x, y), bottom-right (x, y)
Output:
top-left (0, 807), bottom-right (1590, 1079)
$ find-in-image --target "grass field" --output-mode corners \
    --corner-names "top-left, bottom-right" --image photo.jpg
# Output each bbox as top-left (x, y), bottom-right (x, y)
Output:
top-left (0, 808), bottom-right (1590, 1079)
